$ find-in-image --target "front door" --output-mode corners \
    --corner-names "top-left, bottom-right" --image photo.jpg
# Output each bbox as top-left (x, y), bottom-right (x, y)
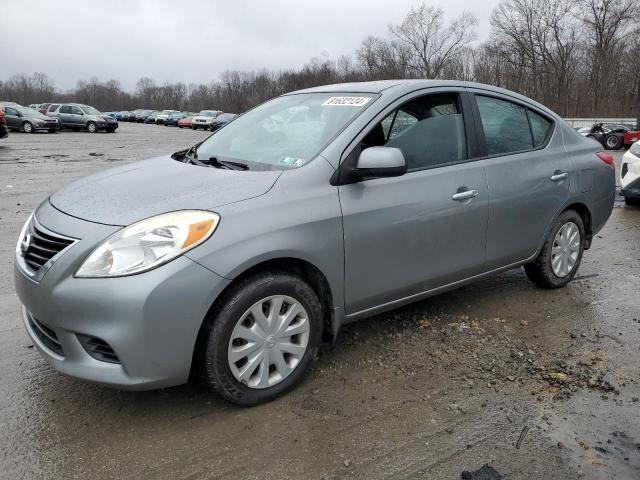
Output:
top-left (339, 91), bottom-right (488, 315)
top-left (3, 106), bottom-right (21, 129)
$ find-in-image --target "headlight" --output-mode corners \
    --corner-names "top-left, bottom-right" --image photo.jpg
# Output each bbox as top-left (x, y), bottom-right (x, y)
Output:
top-left (630, 141), bottom-right (640, 157)
top-left (76, 210), bottom-right (219, 277)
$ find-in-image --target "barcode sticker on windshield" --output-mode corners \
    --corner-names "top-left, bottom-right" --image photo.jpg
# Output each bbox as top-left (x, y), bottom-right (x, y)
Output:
top-left (322, 96), bottom-right (372, 107)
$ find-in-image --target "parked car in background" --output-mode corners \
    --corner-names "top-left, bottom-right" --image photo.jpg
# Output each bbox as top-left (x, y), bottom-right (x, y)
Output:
top-left (621, 140), bottom-right (640, 205)
top-left (208, 113), bottom-right (238, 131)
top-left (0, 102), bottom-right (59, 133)
top-left (145, 111), bottom-right (161, 124)
top-left (192, 110), bottom-right (221, 130)
top-left (135, 110), bottom-right (152, 122)
top-left (13, 80), bottom-right (615, 405)
top-left (177, 115), bottom-right (195, 128)
top-left (155, 110), bottom-right (179, 124)
top-left (47, 103), bottom-right (118, 133)
top-left (37, 103), bottom-right (53, 115)
top-left (0, 109), bottom-right (8, 139)
top-left (579, 122), bottom-right (640, 150)
top-left (164, 111), bottom-right (189, 126)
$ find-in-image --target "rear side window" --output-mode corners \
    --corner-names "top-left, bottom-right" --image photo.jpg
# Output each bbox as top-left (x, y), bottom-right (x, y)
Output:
top-left (360, 93), bottom-right (467, 170)
top-left (475, 96), bottom-right (533, 156)
top-left (528, 109), bottom-right (553, 147)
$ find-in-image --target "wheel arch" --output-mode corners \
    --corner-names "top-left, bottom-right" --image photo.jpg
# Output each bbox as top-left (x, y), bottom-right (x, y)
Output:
top-left (564, 202), bottom-right (593, 249)
top-left (191, 256), bottom-right (336, 377)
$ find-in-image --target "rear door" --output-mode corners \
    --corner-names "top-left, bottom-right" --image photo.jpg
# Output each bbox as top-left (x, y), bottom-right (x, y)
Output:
top-left (339, 89), bottom-right (489, 315)
top-left (467, 90), bottom-right (570, 269)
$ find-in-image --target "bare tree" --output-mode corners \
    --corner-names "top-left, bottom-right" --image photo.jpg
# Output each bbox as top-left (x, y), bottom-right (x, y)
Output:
top-left (389, 5), bottom-right (478, 78)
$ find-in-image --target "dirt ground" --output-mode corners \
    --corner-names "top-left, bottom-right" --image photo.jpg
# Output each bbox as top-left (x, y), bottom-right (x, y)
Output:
top-left (0, 123), bottom-right (639, 480)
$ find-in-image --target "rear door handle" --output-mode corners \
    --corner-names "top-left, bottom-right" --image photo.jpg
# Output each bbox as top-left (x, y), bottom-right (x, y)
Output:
top-left (452, 189), bottom-right (479, 201)
top-left (550, 171), bottom-right (569, 182)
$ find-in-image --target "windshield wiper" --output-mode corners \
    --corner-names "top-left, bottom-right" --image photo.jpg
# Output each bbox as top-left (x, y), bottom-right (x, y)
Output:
top-left (206, 157), bottom-right (249, 170)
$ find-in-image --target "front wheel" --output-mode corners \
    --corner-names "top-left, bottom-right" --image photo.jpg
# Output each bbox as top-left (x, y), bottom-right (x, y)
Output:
top-left (22, 121), bottom-right (34, 133)
top-left (198, 272), bottom-right (322, 406)
top-left (524, 210), bottom-right (585, 288)
top-left (86, 122), bottom-right (97, 133)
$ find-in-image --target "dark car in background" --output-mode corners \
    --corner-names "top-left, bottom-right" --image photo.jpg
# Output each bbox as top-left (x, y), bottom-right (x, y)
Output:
top-left (135, 109), bottom-right (152, 122)
top-left (0, 102), bottom-right (59, 133)
top-left (47, 103), bottom-right (118, 133)
top-left (145, 111), bottom-right (161, 124)
top-left (208, 112), bottom-right (238, 131)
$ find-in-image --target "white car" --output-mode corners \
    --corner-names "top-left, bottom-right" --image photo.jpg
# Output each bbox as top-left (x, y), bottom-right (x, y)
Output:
top-left (621, 141), bottom-right (640, 205)
top-left (191, 110), bottom-right (221, 130)
top-left (155, 110), bottom-right (180, 124)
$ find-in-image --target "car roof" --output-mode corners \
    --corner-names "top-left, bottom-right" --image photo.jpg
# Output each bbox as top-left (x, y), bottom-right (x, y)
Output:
top-left (288, 79), bottom-right (559, 117)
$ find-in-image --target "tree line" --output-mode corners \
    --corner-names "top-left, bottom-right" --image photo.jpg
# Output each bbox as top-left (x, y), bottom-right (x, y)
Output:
top-left (2, 0), bottom-right (639, 119)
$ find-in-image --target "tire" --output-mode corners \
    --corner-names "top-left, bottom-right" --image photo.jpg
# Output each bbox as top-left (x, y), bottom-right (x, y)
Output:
top-left (197, 271), bottom-right (322, 406)
top-left (604, 133), bottom-right (623, 150)
top-left (524, 210), bottom-right (585, 288)
top-left (178, 125), bottom-right (183, 128)
top-left (192, 125), bottom-right (197, 130)
top-left (624, 195), bottom-right (640, 206)
top-left (22, 122), bottom-right (33, 133)
top-left (86, 122), bottom-right (97, 133)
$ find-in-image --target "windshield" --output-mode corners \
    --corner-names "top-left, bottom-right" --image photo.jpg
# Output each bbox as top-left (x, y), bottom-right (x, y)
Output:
top-left (195, 92), bottom-right (376, 169)
top-left (81, 106), bottom-right (101, 115)
top-left (199, 111), bottom-right (217, 117)
top-left (16, 106), bottom-right (42, 117)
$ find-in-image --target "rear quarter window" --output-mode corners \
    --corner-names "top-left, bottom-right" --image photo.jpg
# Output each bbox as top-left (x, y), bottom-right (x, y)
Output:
top-left (528, 109), bottom-right (553, 147)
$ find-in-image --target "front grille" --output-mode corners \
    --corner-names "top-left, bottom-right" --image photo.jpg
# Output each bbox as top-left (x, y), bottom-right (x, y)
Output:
top-left (21, 219), bottom-right (74, 272)
top-left (27, 311), bottom-right (64, 356)
top-left (622, 163), bottom-right (628, 179)
top-left (78, 335), bottom-right (121, 364)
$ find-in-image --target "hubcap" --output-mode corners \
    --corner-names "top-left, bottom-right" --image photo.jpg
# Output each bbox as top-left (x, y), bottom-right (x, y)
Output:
top-left (551, 222), bottom-right (581, 277)
top-left (228, 295), bottom-right (310, 389)
top-left (606, 136), bottom-right (616, 148)
top-left (24, 123), bottom-right (32, 133)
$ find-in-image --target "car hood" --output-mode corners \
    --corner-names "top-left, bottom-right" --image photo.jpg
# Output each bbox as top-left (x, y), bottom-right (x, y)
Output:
top-left (49, 156), bottom-right (282, 226)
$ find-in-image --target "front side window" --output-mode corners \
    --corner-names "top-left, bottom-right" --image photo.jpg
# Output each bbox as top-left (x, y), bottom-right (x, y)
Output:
top-left (195, 93), bottom-right (376, 169)
top-left (81, 106), bottom-right (101, 115)
top-left (59, 105), bottom-right (71, 114)
top-left (359, 93), bottom-right (467, 170)
top-left (475, 95), bottom-right (533, 156)
top-left (70, 106), bottom-right (83, 115)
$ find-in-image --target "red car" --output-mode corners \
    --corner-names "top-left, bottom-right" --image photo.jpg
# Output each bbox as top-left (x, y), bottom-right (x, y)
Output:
top-left (177, 115), bottom-right (195, 128)
top-left (0, 109), bottom-right (8, 139)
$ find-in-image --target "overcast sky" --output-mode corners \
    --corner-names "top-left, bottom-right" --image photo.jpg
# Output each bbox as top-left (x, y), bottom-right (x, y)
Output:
top-left (1, 0), bottom-right (500, 91)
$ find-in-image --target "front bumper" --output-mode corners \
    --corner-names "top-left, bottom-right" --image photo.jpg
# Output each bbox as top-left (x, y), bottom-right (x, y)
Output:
top-left (14, 200), bottom-right (230, 390)
top-left (621, 177), bottom-right (640, 199)
top-left (621, 150), bottom-right (640, 197)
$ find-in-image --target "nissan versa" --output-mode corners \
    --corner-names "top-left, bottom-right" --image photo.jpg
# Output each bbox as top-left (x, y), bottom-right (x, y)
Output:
top-left (15, 80), bottom-right (615, 405)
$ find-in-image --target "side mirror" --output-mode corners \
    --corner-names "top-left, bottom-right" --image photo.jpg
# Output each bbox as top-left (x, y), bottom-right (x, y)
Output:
top-left (331, 146), bottom-right (407, 186)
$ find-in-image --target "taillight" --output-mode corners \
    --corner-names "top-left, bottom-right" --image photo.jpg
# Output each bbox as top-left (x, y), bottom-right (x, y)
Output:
top-left (596, 152), bottom-right (615, 169)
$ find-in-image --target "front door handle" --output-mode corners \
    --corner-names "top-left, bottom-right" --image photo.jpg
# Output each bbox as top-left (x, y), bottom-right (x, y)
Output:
top-left (550, 171), bottom-right (569, 182)
top-left (452, 189), bottom-right (479, 201)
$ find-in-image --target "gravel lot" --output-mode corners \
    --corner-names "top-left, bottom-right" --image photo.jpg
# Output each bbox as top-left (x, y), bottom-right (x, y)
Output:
top-left (0, 123), bottom-right (639, 479)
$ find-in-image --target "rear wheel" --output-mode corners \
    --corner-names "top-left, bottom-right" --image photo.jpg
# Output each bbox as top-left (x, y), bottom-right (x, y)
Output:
top-left (198, 272), bottom-right (322, 406)
top-left (86, 122), bottom-right (97, 133)
top-left (604, 133), bottom-right (623, 150)
top-left (22, 122), bottom-right (33, 133)
top-left (524, 210), bottom-right (585, 288)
